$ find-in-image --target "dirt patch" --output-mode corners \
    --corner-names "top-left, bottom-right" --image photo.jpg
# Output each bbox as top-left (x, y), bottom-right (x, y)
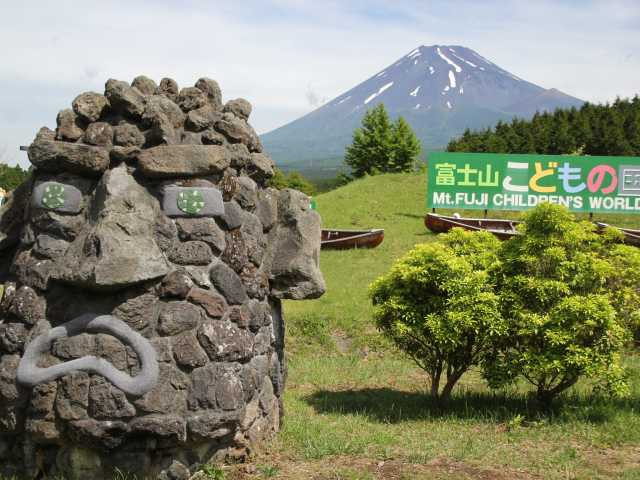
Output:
top-left (331, 330), bottom-right (353, 355)
top-left (218, 454), bottom-right (541, 480)
top-left (579, 445), bottom-right (640, 478)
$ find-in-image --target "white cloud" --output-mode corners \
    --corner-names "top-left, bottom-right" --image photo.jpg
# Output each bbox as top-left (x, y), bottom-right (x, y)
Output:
top-left (0, 0), bottom-right (638, 167)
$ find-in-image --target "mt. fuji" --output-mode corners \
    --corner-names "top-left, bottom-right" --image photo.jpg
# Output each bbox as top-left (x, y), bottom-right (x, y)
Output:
top-left (261, 45), bottom-right (584, 171)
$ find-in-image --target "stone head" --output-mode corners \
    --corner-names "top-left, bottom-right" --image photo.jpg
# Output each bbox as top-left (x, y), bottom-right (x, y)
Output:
top-left (0, 75), bottom-right (325, 478)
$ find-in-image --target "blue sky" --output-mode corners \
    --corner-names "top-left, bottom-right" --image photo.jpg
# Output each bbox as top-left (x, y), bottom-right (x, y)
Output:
top-left (0, 0), bottom-right (638, 167)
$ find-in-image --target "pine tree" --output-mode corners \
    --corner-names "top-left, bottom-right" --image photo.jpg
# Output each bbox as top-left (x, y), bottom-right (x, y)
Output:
top-left (344, 104), bottom-right (393, 177)
top-left (549, 110), bottom-right (576, 154)
top-left (601, 108), bottom-right (633, 155)
top-left (569, 105), bottom-right (591, 152)
top-left (390, 116), bottom-right (421, 172)
top-left (624, 97), bottom-right (640, 155)
top-left (345, 104), bottom-right (420, 177)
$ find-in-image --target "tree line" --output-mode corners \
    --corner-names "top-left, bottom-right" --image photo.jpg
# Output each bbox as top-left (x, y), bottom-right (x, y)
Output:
top-left (447, 96), bottom-right (640, 156)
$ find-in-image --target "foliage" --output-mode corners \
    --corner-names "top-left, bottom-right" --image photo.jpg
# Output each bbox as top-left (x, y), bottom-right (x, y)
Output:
top-left (447, 96), bottom-right (640, 156)
top-left (344, 104), bottom-right (421, 178)
top-left (369, 228), bottom-right (505, 402)
top-left (201, 464), bottom-right (226, 480)
top-left (368, 200), bottom-right (637, 406)
top-left (484, 203), bottom-right (631, 405)
top-left (285, 171), bottom-right (316, 196)
top-left (268, 167), bottom-right (288, 190)
top-left (0, 162), bottom-right (28, 192)
top-left (391, 116), bottom-right (422, 172)
top-left (267, 167), bottom-right (315, 195)
top-left (603, 243), bottom-right (640, 344)
top-left (258, 465), bottom-right (280, 477)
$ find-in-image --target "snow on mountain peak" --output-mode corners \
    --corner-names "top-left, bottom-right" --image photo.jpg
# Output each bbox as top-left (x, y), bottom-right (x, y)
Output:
top-left (436, 47), bottom-right (462, 73)
top-left (261, 44), bottom-right (585, 168)
top-left (284, 44), bottom-right (584, 131)
top-left (364, 81), bottom-right (394, 105)
top-left (448, 71), bottom-right (457, 88)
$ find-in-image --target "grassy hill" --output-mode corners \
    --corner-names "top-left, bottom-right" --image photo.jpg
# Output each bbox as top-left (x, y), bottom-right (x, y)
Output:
top-left (285, 171), bottom-right (432, 348)
top-left (286, 170), bottom-right (640, 350)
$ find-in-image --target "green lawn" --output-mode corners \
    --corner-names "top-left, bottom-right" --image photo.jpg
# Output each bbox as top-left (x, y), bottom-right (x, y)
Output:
top-left (257, 171), bottom-right (640, 480)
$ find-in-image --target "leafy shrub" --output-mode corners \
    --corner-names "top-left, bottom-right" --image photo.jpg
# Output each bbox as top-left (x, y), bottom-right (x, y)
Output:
top-left (371, 203), bottom-right (638, 406)
top-left (604, 243), bottom-right (640, 344)
top-left (369, 229), bottom-right (506, 402)
top-left (484, 203), bottom-right (630, 405)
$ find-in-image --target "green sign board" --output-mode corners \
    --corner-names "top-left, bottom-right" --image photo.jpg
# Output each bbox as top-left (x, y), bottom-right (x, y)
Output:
top-left (427, 152), bottom-right (640, 213)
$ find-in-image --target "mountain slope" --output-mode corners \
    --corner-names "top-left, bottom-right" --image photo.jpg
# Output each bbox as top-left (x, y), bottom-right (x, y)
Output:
top-left (261, 45), bottom-right (583, 170)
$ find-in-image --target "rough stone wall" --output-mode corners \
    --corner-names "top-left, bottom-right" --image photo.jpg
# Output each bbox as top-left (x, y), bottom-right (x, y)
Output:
top-left (0, 75), bottom-right (325, 479)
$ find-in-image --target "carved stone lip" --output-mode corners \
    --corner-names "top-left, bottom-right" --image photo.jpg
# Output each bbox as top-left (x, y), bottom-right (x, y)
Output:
top-left (17, 313), bottom-right (159, 397)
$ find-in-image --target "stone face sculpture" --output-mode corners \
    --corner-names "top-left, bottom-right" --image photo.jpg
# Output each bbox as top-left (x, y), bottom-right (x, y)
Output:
top-left (0, 75), bottom-right (325, 479)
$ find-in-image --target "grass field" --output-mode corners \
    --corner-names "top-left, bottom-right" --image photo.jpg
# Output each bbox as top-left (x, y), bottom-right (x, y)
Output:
top-left (224, 172), bottom-right (640, 480)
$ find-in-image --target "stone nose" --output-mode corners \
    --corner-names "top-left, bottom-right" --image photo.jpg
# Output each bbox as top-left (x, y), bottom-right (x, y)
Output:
top-left (59, 164), bottom-right (170, 290)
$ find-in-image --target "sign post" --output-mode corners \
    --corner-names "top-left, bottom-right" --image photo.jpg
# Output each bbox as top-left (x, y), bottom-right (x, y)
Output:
top-left (427, 152), bottom-right (640, 214)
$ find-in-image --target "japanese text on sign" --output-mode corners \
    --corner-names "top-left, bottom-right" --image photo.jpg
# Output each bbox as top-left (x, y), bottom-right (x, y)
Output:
top-left (427, 152), bottom-right (640, 213)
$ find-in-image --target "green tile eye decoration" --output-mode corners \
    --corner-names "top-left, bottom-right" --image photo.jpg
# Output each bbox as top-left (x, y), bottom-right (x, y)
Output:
top-left (42, 184), bottom-right (66, 209)
top-left (177, 189), bottom-right (205, 215)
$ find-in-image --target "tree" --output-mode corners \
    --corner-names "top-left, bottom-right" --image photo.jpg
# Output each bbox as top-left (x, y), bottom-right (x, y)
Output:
top-left (285, 171), bottom-right (315, 196)
top-left (600, 108), bottom-right (633, 155)
top-left (390, 116), bottom-right (421, 172)
top-left (344, 104), bottom-right (421, 177)
top-left (0, 146), bottom-right (29, 192)
top-left (483, 204), bottom-right (630, 405)
top-left (267, 168), bottom-right (315, 196)
top-left (549, 110), bottom-right (576, 154)
top-left (267, 167), bottom-right (288, 190)
top-left (369, 229), bottom-right (506, 403)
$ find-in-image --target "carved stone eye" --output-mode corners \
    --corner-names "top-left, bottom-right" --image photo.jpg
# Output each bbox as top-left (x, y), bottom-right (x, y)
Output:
top-left (32, 181), bottom-right (82, 213)
top-left (177, 189), bottom-right (205, 215)
top-left (162, 186), bottom-right (224, 218)
top-left (42, 184), bottom-right (66, 209)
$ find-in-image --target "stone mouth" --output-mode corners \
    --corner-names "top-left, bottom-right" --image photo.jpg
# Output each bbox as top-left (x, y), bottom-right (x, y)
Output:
top-left (16, 313), bottom-right (159, 397)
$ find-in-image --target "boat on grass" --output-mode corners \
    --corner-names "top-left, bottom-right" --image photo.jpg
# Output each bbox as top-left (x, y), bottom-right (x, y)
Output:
top-left (425, 213), bottom-right (640, 246)
top-left (424, 213), bottom-right (519, 240)
top-left (321, 229), bottom-right (385, 250)
top-left (595, 222), bottom-right (640, 247)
